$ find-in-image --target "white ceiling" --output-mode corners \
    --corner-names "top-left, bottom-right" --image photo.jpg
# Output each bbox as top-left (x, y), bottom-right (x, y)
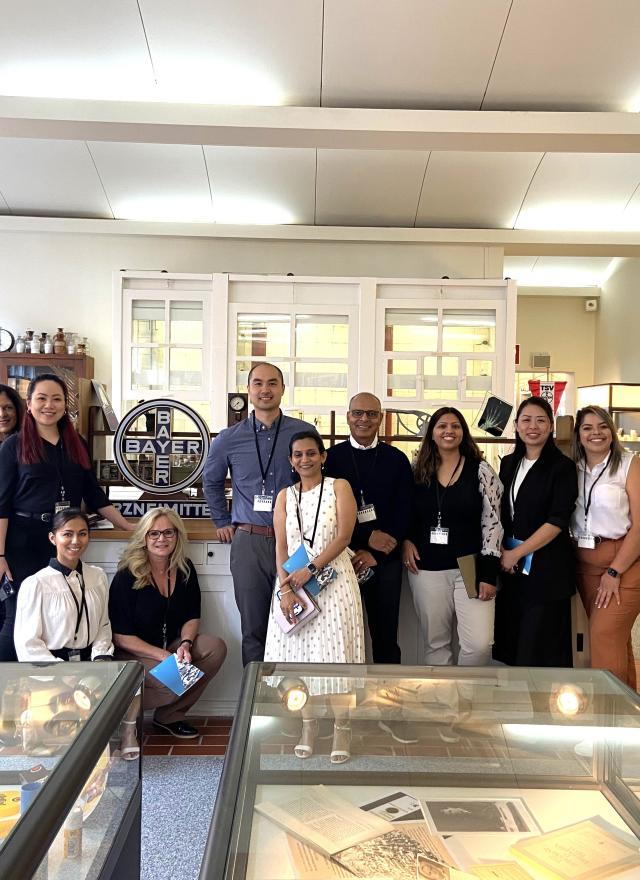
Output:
top-left (1, 0), bottom-right (640, 272)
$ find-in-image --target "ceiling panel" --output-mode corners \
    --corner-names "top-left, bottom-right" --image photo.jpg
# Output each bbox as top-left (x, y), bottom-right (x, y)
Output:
top-left (139, 0), bottom-right (323, 106)
top-left (484, 0), bottom-right (640, 111)
top-left (203, 147), bottom-right (315, 224)
top-left (416, 152), bottom-right (542, 228)
top-left (322, 0), bottom-right (511, 109)
top-left (0, 0), bottom-right (153, 100)
top-left (0, 138), bottom-right (112, 217)
top-left (505, 256), bottom-right (613, 286)
top-left (88, 142), bottom-right (212, 222)
top-left (315, 149), bottom-right (429, 227)
top-left (516, 153), bottom-right (640, 230)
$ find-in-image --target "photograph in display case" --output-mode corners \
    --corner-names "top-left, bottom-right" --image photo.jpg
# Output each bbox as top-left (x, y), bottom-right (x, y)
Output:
top-left (421, 798), bottom-right (540, 835)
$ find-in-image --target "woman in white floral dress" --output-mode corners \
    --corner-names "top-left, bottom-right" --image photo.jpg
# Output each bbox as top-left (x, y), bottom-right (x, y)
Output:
top-left (264, 430), bottom-right (364, 763)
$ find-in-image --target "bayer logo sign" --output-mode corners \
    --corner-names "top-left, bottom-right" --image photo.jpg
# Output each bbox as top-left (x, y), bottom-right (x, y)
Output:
top-left (114, 399), bottom-right (211, 495)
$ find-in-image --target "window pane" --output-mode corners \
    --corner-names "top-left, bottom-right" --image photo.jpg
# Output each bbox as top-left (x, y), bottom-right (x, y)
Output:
top-left (385, 309), bottom-right (438, 352)
top-left (170, 301), bottom-right (203, 344)
top-left (131, 347), bottom-right (165, 390)
top-left (121, 399), bottom-right (211, 432)
top-left (295, 315), bottom-right (348, 359)
top-left (296, 413), bottom-right (350, 438)
top-left (169, 348), bottom-right (203, 390)
top-left (442, 309), bottom-right (495, 353)
top-left (235, 360), bottom-right (290, 408)
top-left (294, 362), bottom-right (348, 406)
top-left (237, 314), bottom-right (290, 358)
top-left (424, 356), bottom-right (459, 399)
top-left (384, 359), bottom-right (417, 398)
top-left (132, 300), bottom-right (165, 344)
top-left (466, 359), bottom-right (493, 398)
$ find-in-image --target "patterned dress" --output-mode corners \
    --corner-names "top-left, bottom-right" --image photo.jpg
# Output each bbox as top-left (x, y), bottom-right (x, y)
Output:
top-left (264, 477), bottom-right (365, 694)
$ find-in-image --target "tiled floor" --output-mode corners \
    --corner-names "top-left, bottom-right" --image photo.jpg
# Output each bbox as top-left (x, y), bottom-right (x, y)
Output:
top-left (143, 716), bottom-right (233, 756)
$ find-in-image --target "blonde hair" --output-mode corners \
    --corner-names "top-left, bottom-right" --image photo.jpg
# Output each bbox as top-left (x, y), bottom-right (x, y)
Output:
top-left (118, 507), bottom-right (191, 589)
top-left (571, 405), bottom-right (623, 476)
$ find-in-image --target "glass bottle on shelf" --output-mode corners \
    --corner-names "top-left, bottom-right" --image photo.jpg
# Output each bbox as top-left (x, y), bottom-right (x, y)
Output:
top-left (53, 328), bottom-right (66, 354)
top-left (15, 335), bottom-right (25, 353)
top-left (43, 334), bottom-right (54, 354)
top-left (66, 332), bottom-right (76, 355)
top-left (30, 333), bottom-right (41, 354)
top-left (75, 338), bottom-right (86, 355)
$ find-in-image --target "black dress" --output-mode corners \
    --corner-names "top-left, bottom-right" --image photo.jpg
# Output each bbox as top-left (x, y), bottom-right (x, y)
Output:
top-left (493, 442), bottom-right (578, 667)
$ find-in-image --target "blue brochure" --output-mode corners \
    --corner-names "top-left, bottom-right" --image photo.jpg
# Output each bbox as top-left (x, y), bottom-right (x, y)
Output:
top-left (504, 536), bottom-right (533, 575)
top-left (149, 654), bottom-right (204, 696)
top-left (282, 544), bottom-right (320, 596)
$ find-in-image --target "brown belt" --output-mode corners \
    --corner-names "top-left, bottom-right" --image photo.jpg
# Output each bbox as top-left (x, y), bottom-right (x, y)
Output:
top-left (236, 523), bottom-right (276, 538)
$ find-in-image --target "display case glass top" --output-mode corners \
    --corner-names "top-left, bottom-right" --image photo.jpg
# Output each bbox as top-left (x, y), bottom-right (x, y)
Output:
top-left (202, 663), bottom-right (640, 880)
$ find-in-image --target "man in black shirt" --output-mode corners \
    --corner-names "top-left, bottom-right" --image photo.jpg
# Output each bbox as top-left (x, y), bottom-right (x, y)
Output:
top-left (325, 392), bottom-right (414, 665)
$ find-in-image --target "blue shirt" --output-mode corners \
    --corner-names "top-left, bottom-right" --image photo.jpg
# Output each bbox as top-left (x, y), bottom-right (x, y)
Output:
top-left (203, 412), bottom-right (314, 528)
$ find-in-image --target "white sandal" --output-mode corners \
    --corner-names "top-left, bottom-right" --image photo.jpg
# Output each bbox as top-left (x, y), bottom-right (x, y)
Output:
top-left (330, 723), bottom-right (351, 764)
top-left (120, 720), bottom-right (140, 762)
top-left (294, 719), bottom-right (319, 759)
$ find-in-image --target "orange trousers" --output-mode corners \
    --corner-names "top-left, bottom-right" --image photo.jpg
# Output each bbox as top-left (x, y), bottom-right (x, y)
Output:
top-left (575, 538), bottom-right (640, 690)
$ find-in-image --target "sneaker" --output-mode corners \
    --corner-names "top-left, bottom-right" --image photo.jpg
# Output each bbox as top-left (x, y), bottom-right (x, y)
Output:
top-left (377, 720), bottom-right (419, 744)
top-left (153, 719), bottom-right (199, 739)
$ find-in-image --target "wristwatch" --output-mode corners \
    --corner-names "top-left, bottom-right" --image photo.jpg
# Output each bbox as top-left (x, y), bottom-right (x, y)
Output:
top-left (607, 567), bottom-right (620, 578)
top-left (306, 562), bottom-right (318, 575)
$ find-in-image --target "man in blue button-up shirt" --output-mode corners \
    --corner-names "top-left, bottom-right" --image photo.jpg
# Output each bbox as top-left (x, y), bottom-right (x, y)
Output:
top-left (203, 363), bottom-right (313, 664)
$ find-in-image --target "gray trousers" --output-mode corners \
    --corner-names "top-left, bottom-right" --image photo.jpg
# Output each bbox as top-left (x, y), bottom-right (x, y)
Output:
top-left (230, 528), bottom-right (277, 665)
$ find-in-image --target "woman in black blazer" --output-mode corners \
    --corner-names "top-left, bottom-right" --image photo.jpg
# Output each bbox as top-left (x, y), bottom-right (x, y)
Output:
top-left (493, 396), bottom-right (578, 667)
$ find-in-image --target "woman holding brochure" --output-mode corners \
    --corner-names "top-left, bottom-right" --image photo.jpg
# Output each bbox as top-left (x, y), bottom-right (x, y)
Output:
top-left (263, 430), bottom-right (364, 763)
top-left (570, 406), bottom-right (640, 688)
top-left (494, 396), bottom-right (578, 667)
top-left (109, 508), bottom-right (226, 740)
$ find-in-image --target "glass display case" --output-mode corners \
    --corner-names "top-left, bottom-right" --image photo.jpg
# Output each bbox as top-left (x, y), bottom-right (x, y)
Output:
top-left (201, 663), bottom-right (640, 880)
top-left (0, 660), bottom-right (143, 880)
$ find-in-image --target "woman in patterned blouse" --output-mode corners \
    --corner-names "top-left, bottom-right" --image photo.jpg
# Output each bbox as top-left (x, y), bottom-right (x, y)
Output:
top-left (402, 407), bottom-right (504, 666)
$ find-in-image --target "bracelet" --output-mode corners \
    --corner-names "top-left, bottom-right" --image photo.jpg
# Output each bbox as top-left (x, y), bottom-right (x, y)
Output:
top-left (279, 588), bottom-right (294, 596)
top-left (179, 638), bottom-right (194, 648)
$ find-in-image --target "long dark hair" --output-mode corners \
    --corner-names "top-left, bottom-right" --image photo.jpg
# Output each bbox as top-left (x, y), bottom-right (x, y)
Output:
top-left (0, 383), bottom-right (24, 437)
top-left (571, 405), bottom-right (623, 475)
top-left (50, 507), bottom-right (91, 533)
top-left (513, 395), bottom-right (555, 458)
top-left (414, 407), bottom-right (481, 485)
top-left (19, 374), bottom-right (90, 468)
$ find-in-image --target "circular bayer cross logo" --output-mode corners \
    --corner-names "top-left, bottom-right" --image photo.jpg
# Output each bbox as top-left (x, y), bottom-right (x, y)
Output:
top-left (114, 399), bottom-right (210, 494)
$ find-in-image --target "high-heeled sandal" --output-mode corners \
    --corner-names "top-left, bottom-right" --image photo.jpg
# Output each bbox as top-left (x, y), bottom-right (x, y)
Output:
top-left (294, 719), bottom-right (319, 759)
top-left (120, 720), bottom-right (140, 762)
top-left (330, 723), bottom-right (351, 764)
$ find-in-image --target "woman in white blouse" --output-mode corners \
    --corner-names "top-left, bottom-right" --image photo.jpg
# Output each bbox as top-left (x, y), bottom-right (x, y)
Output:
top-left (571, 406), bottom-right (640, 688)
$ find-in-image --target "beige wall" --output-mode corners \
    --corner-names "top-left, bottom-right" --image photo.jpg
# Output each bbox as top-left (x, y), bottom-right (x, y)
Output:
top-left (0, 229), bottom-right (503, 388)
top-left (516, 294), bottom-right (596, 390)
top-left (595, 257), bottom-right (640, 383)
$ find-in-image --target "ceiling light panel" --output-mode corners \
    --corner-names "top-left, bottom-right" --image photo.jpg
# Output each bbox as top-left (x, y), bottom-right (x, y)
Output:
top-left (0, 0), bottom-right (154, 101)
top-left (506, 256), bottom-right (613, 287)
top-left (87, 142), bottom-right (212, 222)
top-left (417, 152), bottom-right (543, 229)
top-left (203, 147), bottom-right (315, 225)
top-left (483, 0), bottom-right (640, 111)
top-left (138, 0), bottom-right (322, 105)
top-left (515, 153), bottom-right (640, 231)
top-left (0, 138), bottom-right (112, 217)
top-left (316, 149), bottom-right (430, 227)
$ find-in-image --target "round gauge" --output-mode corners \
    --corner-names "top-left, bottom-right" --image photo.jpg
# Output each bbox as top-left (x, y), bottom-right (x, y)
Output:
top-left (0, 327), bottom-right (15, 352)
top-left (229, 395), bottom-right (246, 412)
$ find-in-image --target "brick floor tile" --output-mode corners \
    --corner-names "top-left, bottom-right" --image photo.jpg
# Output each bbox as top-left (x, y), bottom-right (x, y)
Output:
top-left (171, 745), bottom-right (227, 756)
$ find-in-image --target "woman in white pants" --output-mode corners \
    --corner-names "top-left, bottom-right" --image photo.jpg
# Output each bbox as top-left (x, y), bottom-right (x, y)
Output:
top-left (402, 407), bottom-right (503, 666)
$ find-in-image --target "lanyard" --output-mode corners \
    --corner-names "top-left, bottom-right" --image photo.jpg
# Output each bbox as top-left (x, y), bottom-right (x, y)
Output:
top-left (295, 477), bottom-right (324, 549)
top-left (52, 440), bottom-right (67, 502)
top-left (349, 444), bottom-right (380, 507)
top-left (252, 413), bottom-right (282, 492)
top-left (63, 569), bottom-right (89, 647)
top-left (153, 571), bottom-right (173, 649)
top-left (434, 456), bottom-right (462, 527)
top-left (582, 455), bottom-right (610, 530)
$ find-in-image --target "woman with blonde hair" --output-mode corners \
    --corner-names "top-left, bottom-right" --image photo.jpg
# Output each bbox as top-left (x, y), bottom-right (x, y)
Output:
top-left (571, 405), bottom-right (640, 688)
top-left (109, 508), bottom-right (226, 739)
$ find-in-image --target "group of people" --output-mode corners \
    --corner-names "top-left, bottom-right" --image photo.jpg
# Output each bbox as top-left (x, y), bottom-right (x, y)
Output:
top-left (1, 366), bottom-right (639, 762)
top-left (0, 375), bottom-right (226, 756)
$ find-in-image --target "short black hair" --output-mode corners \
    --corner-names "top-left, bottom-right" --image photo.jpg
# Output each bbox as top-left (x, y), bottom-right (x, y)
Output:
top-left (51, 507), bottom-right (90, 532)
top-left (247, 362), bottom-right (284, 386)
top-left (289, 430), bottom-right (325, 456)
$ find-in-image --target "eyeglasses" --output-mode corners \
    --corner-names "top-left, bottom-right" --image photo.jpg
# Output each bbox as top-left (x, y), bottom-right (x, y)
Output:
top-left (147, 528), bottom-right (177, 540)
top-left (349, 409), bottom-right (381, 419)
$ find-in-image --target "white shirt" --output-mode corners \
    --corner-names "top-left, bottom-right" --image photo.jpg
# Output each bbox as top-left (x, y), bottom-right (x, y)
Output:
top-left (571, 451), bottom-right (633, 539)
top-left (509, 457), bottom-right (537, 516)
top-left (349, 435), bottom-right (379, 450)
top-left (14, 562), bottom-right (114, 662)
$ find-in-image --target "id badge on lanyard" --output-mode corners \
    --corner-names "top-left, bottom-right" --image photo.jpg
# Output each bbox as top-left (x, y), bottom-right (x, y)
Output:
top-left (430, 526), bottom-right (449, 545)
top-left (67, 649), bottom-right (82, 661)
top-left (253, 490), bottom-right (273, 512)
top-left (357, 503), bottom-right (376, 524)
top-left (55, 486), bottom-right (70, 514)
top-left (578, 534), bottom-right (596, 549)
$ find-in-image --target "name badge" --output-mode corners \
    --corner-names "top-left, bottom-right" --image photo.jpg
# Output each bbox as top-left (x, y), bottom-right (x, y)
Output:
top-left (67, 649), bottom-right (82, 662)
top-left (55, 501), bottom-right (71, 514)
top-left (430, 527), bottom-right (449, 545)
top-left (356, 504), bottom-right (376, 524)
top-left (578, 535), bottom-right (596, 549)
top-left (253, 494), bottom-right (273, 512)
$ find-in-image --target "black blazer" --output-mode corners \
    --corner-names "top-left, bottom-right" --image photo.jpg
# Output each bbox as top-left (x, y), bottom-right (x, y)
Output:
top-left (499, 442), bottom-right (577, 603)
